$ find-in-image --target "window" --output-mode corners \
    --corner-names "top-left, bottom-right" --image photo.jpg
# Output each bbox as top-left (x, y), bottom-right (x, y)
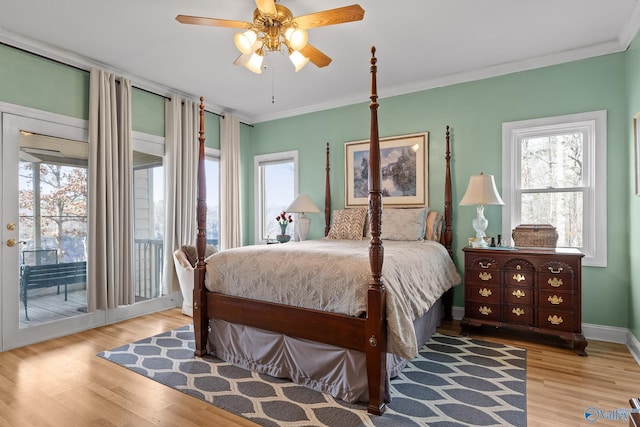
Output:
top-left (132, 134), bottom-right (164, 299)
top-left (502, 111), bottom-right (606, 267)
top-left (205, 148), bottom-right (221, 249)
top-left (254, 151), bottom-right (298, 243)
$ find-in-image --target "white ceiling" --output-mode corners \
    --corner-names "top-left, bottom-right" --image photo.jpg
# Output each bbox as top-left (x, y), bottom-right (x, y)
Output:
top-left (1, 0), bottom-right (640, 124)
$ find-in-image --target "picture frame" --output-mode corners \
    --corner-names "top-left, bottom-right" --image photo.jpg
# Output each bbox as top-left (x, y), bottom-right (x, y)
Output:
top-left (635, 112), bottom-right (640, 195)
top-left (344, 132), bottom-right (428, 207)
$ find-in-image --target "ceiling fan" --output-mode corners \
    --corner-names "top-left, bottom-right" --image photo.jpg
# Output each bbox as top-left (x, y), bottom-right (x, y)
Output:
top-left (176, 0), bottom-right (365, 74)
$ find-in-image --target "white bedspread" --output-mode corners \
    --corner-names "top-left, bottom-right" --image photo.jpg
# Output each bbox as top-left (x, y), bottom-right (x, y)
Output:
top-left (204, 239), bottom-right (461, 359)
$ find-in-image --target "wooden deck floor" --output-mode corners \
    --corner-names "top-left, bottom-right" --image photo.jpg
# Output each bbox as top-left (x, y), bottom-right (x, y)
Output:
top-left (18, 288), bottom-right (87, 328)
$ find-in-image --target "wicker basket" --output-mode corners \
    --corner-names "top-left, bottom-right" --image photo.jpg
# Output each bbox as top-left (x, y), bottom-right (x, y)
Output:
top-left (512, 224), bottom-right (558, 248)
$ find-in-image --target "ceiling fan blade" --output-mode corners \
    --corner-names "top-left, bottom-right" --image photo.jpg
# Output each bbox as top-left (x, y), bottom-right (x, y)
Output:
top-left (233, 53), bottom-right (250, 67)
top-left (300, 44), bottom-right (332, 68)
top-left (293, 5), bottom-right (365, 29)
top-left (255, 0), bottom-right (277, 16)
top-left (176, 15), bottom-right (250, 29)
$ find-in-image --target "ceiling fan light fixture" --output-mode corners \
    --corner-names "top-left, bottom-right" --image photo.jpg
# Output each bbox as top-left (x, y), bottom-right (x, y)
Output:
top-left (234, 29), bottom-right (258, 54)
top-left (284, 28), bottom-right (308, 51)
top-left (245, 51), bottom-right (264, 74)
top-left (289, 49), bottom-right (310, 72)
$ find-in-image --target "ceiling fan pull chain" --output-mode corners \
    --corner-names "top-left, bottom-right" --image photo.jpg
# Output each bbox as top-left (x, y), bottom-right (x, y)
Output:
top-left (271, 63), bottom-right (276, 104)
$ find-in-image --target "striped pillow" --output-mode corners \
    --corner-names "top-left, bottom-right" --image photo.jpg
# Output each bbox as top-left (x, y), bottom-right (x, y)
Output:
top-left (326, 207), bottom-right (368, 240)
top-left (425, 211), bottom-right (444, 241)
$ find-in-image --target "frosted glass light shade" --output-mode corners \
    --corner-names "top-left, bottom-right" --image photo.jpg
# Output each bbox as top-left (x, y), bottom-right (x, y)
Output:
top-left (245, 51), bottom-right (263, 74)
top-left (289, 50), bottom-right (310, 72)
top-left (234, 30), bottom-right (258, 54)
top-left (285, 28), bottom-right (308, 51)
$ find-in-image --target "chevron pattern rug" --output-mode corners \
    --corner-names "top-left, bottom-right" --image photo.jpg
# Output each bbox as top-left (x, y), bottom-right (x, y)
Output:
top-left (98, 325), bottom-right (526, 426)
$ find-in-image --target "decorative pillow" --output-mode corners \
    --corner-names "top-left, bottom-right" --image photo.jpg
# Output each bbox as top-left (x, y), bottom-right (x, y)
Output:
top-left (425, 211), bottom-right (444, 242)
top-left (326, 207), bottom-right (368, 240)
top-left (181, 244), bottom-right (218, 267)
top-left (380, 208), bottom-right (428, 241)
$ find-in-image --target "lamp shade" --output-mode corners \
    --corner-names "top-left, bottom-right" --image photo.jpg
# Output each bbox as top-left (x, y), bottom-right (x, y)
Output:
top-left (459, 172), bottom-right (504, 206)
top-left (286, 194), bottom-right (320, 213)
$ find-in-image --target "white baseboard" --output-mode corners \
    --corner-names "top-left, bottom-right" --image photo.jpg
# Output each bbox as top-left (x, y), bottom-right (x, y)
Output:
top-left (627, 330), bottom-right (640, 366)
top-left (450, 305), bottom-right (640, 366)
top-left (582, 322), bottom-right (628, 344)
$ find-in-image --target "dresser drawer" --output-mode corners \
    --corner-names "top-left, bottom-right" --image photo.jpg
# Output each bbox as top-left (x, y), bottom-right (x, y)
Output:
top-left (468, 284), bottom-right (500, 303)
top-left (538, 291), bottom-right (573, 310)
top-left (504, 259), bottom-right (535, 287)
top-left (504, 304), bottom-right (534, 325)
top-left (466, 255), bottom-right (500, 271)
top-left (468, 302), bottom-right (501, 321)
top-left (538, 308), bottom-right (574, 332)
top-left (539, 273), bottom-right (574, 292)
top-left (466, 268), bottom-right (500, 285)
top-left (505, 286), bottom-right (532, 305)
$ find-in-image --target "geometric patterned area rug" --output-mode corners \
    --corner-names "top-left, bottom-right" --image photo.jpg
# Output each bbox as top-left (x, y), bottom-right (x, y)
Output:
top-left (98, 325), bottom-right (526, 427)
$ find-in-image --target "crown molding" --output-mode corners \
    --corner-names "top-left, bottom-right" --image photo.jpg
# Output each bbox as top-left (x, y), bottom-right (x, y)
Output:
top-left (251, 39), bottom-right (627, 123)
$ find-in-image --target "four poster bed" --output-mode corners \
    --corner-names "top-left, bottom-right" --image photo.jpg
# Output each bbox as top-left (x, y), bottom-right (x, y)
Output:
top-left (192, 48), bottom-right (460, 415)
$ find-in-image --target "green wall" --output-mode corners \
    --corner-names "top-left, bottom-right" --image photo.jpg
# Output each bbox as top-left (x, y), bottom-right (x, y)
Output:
top-left (248, 53), bottom-right (630, 329)
top-left (627, 35), bottom-right (640, 340)
top-left (0, 43), bottom-right (222, 148)
top-left (0, 44), bottom-right (89, 119)
top-left (0, 41), bottom-right (636, 334)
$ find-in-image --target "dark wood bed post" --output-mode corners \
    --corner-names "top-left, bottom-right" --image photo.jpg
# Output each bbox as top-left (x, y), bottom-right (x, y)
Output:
top-left (194, 97), bottom-right (208, 357)
top-left (324, 142), bottom-right (331, 237)
top-left (442, 125), bottom-right (454, 320)
top-left (365, 46), bottom-right (387, 416)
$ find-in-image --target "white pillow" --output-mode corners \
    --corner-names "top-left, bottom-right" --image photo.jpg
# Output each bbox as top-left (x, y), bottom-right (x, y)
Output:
top-left (380, 207), bottom-right (428, 241)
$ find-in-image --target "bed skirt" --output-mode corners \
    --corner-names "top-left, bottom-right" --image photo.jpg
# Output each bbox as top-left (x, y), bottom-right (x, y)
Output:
top-left (206, 298), bottom-right (443, 403)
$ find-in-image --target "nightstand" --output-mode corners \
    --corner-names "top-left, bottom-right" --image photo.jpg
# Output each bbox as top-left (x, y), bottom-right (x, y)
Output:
top-left (460, 246), bottom-right (587, 356)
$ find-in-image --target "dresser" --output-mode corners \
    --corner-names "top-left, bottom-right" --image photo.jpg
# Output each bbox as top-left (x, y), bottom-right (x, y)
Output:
top-left (460, 247), bottom-right (587, 355)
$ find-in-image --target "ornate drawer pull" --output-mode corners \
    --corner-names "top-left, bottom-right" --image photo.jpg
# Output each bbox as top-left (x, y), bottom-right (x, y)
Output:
top-left (512, 289), bottom-right (526, 298)
top-left (513, 273), bottom-right (526, 283)
top-left (478, 288), bottom-right (492, 297)
top-left (478, 306), bottom-right (492, 316)
top-left (548, 266), bottom-right (563, 274)
top-left (548, 314), bottom-right (564, 325)
top-left (479, 272), bottom-right (492, 281)
top-left (548, 278), bottom-right (563, 288)
top-left (548, 295), bottom-right (563, 305)
top-left (512, 307), bottom-right (525, 316)
top-left (478, 262), bottom-right (492, 269)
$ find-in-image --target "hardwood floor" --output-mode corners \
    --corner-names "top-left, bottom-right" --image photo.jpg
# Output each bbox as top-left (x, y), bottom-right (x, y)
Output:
top-left (0, 308), bottom-right (638, 426)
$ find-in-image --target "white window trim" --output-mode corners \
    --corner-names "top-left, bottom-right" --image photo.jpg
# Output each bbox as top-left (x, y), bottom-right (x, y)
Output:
top-left (132, 130), bottom-right (164, 155)
top-left (254, 150), bottom-right (299, 244)
top-left (502, 110), bottom-right (607, 267)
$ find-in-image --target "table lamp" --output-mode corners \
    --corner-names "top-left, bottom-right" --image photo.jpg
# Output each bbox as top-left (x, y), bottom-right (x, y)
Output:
top-left (459, 172), bottom-right (504, 248)
top-left (286, 194), bottom-right (320, 241)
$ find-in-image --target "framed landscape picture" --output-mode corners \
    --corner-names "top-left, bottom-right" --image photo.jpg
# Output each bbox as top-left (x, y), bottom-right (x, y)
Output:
top-left (344, 132), bottom-right (428, 207)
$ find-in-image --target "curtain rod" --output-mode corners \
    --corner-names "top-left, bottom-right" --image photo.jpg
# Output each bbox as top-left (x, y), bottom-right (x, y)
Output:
top-left (2, 41), bottom-right (254, 128)
top-left (128, 85), bottom-right (254, 128)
